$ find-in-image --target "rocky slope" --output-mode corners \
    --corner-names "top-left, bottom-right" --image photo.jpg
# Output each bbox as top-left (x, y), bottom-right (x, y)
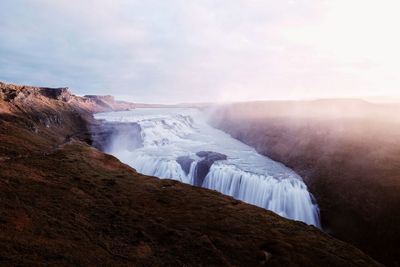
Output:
top-left (0, 83), bottom-right (384, 266)
top-left (0, 82), bottom-right (138, 114)
top-left (84, 94), bottom-right (181, 110)
top-left (209, 101), bottom-right (400, 267)
top-left (84, 95), bottom-right (137, 111)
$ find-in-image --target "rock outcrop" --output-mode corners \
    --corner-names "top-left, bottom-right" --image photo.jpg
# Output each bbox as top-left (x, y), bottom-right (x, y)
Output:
top-left (0, 82), bottom-right (138, 114)
top-left (0, 82), bottom-right (101, 114)
top-left (90, 121), bottom-right (142, 152)
top-left (177, 156), bottom-right (195, 175)
top-left (193, 151), bottom-right (228, 186)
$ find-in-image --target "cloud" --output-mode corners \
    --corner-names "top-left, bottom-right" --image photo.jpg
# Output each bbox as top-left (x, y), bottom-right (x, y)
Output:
top-left (1, 0), bottom-right (400, 103)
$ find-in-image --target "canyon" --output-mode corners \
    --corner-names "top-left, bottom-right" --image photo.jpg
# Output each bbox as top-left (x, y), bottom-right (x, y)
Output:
top-left (93, 108), bottom-right (320, 227)
top-left (0, 82), bottom-right (384, 266)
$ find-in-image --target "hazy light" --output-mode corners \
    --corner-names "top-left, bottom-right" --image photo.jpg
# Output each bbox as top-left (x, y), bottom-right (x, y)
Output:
top-left (1, 0), bottom-right (400, 103)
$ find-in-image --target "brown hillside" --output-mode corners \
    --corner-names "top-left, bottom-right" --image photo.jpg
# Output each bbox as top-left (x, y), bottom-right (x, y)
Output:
top-left (0, 83), bottom-right (383, 266)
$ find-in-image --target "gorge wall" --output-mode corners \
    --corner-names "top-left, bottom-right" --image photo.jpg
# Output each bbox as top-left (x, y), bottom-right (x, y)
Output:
top-left (209, 100), bottom-right (400, 267)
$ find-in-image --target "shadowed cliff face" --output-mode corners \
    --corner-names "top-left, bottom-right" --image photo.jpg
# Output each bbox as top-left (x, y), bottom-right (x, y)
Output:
top-left (193, 151), bottom-right (228, 186)
top-left (0, 84), bottom-right (384, 266)
top-left (209, 101), bottom-right (400, 267)
top-left (90, 121), bottom-right (142, 152)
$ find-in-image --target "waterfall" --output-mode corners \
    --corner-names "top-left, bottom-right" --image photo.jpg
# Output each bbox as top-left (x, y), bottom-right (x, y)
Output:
top-left (94, 108), bottom-right (321, 228)
top-left (202, 163), bottom-right (319, 225)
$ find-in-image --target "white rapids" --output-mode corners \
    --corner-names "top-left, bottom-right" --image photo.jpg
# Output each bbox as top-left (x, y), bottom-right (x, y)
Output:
top-left (95, 108), bottom-right (321, 227)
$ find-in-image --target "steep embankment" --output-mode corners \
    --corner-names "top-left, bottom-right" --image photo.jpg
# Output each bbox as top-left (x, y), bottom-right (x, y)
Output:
top-left (0, 83), bottom-right (383, 266)
top-left (209, 100), bottom-right (400, 267)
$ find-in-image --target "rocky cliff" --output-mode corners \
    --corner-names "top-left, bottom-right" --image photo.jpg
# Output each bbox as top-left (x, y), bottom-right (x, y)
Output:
top-left (0, 82), bottom-right (139, 115)
top-left (0, 83), bottom-right (384, 266)
top-left (0, 82), bottom-right (95, 113)
top-left (209, 101), bottom-right (400, 267)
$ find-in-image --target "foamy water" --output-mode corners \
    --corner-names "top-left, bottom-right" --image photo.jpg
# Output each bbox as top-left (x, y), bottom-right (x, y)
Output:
top-left (95, 108), bottom-right (320, 227)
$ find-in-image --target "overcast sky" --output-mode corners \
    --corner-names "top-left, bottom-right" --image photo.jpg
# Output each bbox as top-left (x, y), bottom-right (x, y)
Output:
top-left (1, 0), bottom-right (400, 103)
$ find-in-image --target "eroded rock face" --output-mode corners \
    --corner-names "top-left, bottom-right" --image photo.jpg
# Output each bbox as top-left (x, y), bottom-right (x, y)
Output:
top-left (0, 82), bottom-right (137, 114)
top-left (39, 87), bottom-right (72, 101)
top-left (0, 82), bottom-right (97, 151)
top-left (90, 121), bottom-right (142, 152)
top-left (175, 152), bottom-right (229, 184)
top-left (1, 82), bottom-right (75, 102)
top-left (0, 81), bottom-right (98, 113)
top-left (176, 156), bottom-right (194, 175)
top-left (194, 151), bottom-right (227, 186)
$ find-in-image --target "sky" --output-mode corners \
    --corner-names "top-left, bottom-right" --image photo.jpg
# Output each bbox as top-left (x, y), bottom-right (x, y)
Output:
top-left (1, 0), bottom-right (400, 103)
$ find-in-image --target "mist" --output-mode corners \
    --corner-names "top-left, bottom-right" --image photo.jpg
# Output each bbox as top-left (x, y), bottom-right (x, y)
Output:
top-left (91, 108), bottom-right (321, 227)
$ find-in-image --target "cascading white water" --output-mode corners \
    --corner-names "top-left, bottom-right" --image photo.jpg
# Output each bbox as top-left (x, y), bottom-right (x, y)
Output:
top-left (95, 108), bottom-right (320, 227)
